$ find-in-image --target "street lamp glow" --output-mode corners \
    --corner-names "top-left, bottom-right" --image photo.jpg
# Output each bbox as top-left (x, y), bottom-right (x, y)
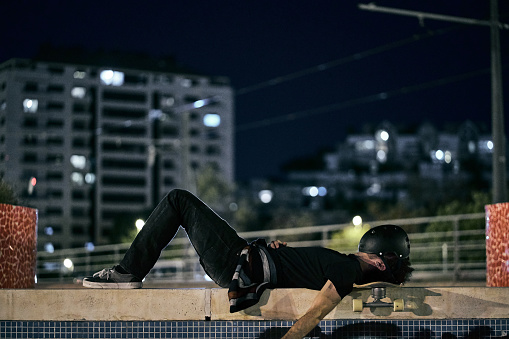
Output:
top-left (193, 99), bottom-right (207, 108)
top-left (135, 219), bottom-right (145, 231)
top-left (352, 215), bottom-right (363, 227)
top-left (259, 190), bottom-right (273, 203)
top-left (63, 258), bottom-right (73, 269)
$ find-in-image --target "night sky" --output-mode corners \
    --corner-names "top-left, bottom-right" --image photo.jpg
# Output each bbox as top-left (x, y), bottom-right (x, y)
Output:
top-left (1, 1), bottom-right (508, 181)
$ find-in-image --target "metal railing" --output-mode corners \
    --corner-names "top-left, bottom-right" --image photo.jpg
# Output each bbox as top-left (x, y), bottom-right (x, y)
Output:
top-left (36, 213), bottom-right (486, 285)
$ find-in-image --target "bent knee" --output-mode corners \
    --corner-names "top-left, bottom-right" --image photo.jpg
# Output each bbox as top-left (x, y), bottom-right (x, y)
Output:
top-left (166, 188), bottom-right (192, 201)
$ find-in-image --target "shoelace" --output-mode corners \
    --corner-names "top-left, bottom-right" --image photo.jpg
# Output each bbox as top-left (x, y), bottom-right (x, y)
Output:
top-left (93, 268), bottom-right (113, 280)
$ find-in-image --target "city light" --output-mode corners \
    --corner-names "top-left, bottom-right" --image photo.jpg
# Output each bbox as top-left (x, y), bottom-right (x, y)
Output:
top-left (63, 258), bottom-right (73, 269)
top-left (71, 172), bottom-right (84, 186)
top-left (70, 155), bottom-right (86, 169)
top-left (302, 186), bottom-right (327, 197)
top-left (44, 243), bottom-right (54, 253)
top-left (73, 71), bottom-right (86, 79)
top-left (100, 70), bottom-right (124, 86)
top-left (23, 99), bottom-right (38, 113)
top-left (367, 183), bottom-right (381, 196)
top-left (203, 114), bottom-right (221, 127)
top-left (63, 258), bottom-right (74, 273)
top-left (376, 150), bottom-right (387, 163)
top-left (193, 99), bottom-right (207, 109)
top-left (85, 242), bottom-right (95, 251)
top-left (352, 215), bottom-right (363, 227)
top-left (259, 190), bottom-right (273, 203)
top-left (71, 87), bottom-right (86, 99)
top-left (444, 151), bottom-right (452, 164)
top-left (85, 173), bottom-right (96, 184)
top-left (28, 176), bottom-right (37, 195)
top-left (435, 150), bottom-right (444, 161)
top-left (318, 187), bottom-right (327, 196)
top-left (135, 219), bottom-right (145, 231)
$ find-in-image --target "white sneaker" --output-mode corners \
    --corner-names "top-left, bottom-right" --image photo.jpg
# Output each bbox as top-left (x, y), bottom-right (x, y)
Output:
top-left (83, 266), bottom-right (143, 289)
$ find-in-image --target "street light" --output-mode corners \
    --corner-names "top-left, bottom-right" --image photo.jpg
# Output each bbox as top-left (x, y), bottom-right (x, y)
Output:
top-left (135, 219), bottom-right (145, 232)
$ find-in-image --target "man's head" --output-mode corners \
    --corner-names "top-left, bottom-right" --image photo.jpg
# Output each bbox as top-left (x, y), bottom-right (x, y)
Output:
top-left (357, 225), bottom-right (414, 284)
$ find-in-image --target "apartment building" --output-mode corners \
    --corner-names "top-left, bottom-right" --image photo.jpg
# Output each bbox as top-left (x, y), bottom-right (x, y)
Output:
top-left (0, 57), bottom-right (234, 250)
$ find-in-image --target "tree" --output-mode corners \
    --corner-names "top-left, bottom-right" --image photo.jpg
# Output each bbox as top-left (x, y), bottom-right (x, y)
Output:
top-left (195, 164), bottom-right (234, 213)
top-left (417, 191), bottom-right (489, 265)
top-left (0, 180), bottom-right (20, 205)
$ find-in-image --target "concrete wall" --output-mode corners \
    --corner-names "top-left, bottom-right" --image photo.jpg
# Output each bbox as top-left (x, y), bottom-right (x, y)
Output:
top-left (1, 287), bottom-right (508, 321)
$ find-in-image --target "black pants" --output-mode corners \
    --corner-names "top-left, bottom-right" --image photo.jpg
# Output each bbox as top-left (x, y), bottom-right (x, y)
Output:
top-left (119, 189), bottom-right (247, 287)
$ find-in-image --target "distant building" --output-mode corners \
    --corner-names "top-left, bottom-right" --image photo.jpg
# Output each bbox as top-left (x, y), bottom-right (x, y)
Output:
top-left (0, 56), bottom-right (234, 250)
top-left (248, 121), bottom-right (496, 223)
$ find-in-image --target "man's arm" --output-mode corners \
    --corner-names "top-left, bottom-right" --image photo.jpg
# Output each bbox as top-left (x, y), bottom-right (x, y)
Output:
top-left (281, 280), bottom-right (342, 339)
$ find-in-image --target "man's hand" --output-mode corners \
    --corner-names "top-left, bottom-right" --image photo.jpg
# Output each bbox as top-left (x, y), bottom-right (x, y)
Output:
top-left (282, 280), bottom-right (341, 339)
top-left (269, 240), bottom-right (287, 249)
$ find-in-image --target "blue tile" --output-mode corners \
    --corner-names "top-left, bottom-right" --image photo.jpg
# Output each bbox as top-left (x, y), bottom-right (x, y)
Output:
top-left (1, 318), bottom-right (508, 338)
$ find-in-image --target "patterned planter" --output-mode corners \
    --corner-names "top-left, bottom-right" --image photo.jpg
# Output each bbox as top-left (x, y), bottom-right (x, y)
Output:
top-left (0, 204), bottom-right (38, 288)
top-left (485, 202), bottom-right (509, 287)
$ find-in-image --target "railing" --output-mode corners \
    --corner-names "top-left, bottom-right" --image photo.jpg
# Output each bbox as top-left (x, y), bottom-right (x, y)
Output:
top-left (36, 213), bottom-right (486, 285)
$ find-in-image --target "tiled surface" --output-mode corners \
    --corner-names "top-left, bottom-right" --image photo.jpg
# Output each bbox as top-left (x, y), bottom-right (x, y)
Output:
top-left (0, 204), bottom-right (38, 288)
top-left (485, 202), bottom-right (509, 286)
top-left (1, 319), bottom-right (508, 338)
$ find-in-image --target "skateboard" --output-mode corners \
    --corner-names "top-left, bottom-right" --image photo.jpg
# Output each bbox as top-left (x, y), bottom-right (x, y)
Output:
top-left (352, 281), bottom-right (404, 312)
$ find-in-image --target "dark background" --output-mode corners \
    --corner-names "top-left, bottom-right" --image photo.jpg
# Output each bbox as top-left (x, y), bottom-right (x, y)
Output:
top-left (1, 1), bottom-right (507, 181)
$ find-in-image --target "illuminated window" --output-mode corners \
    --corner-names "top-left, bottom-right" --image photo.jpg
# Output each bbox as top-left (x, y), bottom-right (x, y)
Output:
top-left (70, 155), bottom-right (86, 169)
top-left (44, 243), bottom-right (55, 253)
top-left (71, 87), bottom-right (86, 99)
top-left (100, 70), bottom-right (124, 86)
top-left (468, 141), bottom-right (476, 154)
top-left (181, 78), bottom-right (193, 87)
top-left (203, 114), bottom-right (221, 127)
top-left (23, 99), bottom-right (38, 113)
top-left (85, 242), bottom-right (95, 251)
top-left (435, 150), bottom-right (444, 161)
top-left (85, 173), bottom-right (96, 184)
top-left (71, 172), bottom-right (84, 186)
top-left (376, 150), bottom-right (387, 163)
top-left (356, 140), bottom-right (375, 151)
top-left (376, 129), bottom-right (389, 142)
top-left (161, 95), bottom-right (175, 107)
top-left (73, 71), bottom-right (86, 79)
top-left (444, 151), bottom-right (452, 164)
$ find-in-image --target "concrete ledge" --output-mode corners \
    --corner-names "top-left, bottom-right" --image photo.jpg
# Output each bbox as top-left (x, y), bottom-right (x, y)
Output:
top-left (1, 287), bottom-right (509, 321)
top-left (0, 289), bottom-right (207, 321)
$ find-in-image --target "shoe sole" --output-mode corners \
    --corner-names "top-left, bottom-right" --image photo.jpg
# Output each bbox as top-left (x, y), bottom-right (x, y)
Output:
top-left (83, 281), bottom-right (143, 289)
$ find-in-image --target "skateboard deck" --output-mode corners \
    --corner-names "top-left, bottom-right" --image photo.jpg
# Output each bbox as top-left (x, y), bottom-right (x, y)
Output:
top-left (352, 281), bottom-right (404, 312)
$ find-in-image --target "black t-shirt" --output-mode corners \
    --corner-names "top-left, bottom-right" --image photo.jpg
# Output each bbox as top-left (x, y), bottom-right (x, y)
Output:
top-left (268, 246), bottom-right (363, 299)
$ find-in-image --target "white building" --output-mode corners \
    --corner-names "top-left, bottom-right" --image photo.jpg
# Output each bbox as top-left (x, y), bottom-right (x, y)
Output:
top-left (0, 57), bottom-right (234, 249)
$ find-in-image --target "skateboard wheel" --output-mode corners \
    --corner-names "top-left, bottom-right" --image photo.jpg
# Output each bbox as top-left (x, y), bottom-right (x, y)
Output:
top-left (393, 299), bottom-right (404, 311)
top-left (353, 298), bottom-right (363, 312)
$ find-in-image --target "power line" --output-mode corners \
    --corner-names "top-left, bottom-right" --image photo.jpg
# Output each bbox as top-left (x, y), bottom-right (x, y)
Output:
top-left (236, 67), bottom-right (490, 132)
top-left (235, 26), bottom-right (463, 96)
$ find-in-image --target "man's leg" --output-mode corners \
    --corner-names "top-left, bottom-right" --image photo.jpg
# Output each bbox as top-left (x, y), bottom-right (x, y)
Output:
top-left (119, 189), bottom-right (247, 287)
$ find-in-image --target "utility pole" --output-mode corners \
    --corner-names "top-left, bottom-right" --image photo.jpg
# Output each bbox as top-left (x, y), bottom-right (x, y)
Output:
top-left (359, 2), bottom-right (508, 203)
top-left (490, 0), bottom-right (507, 203)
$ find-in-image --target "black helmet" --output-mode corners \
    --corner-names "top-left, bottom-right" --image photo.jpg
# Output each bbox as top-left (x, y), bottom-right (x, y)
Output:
top-left (358, 224), bottom-right (410, 259)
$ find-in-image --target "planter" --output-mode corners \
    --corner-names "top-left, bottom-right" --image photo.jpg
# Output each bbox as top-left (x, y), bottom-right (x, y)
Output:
top-left (0, 203), bottom-right (38, 288)
top-left (485, 202), bottom-right (509, 287)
